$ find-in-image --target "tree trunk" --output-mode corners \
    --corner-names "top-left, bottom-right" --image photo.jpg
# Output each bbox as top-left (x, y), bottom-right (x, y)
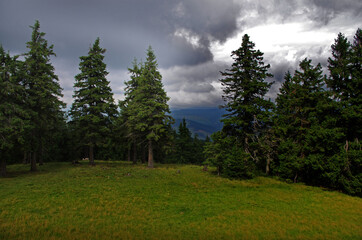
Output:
top-left (148, 140), bottom-right (154, 168)
top-left (265, 153), bottom-right (271, 175)
top-left (1, 157), bottom-right (6, 177)
top-left (31, 152), bottom-right (37, 171)
top-left (39, 144), bottom-right (44, 166)
top-left (89, 145), bottom-right (95, 166)
top-left (23, 152), bottom-right (27, 164)
top-left (142, 145), bottom-right (146, 164)
top-left (127, 145), bottom-right (131, 162)
top-left (27, 152), bottom-right (31, 164)
top-left (294, 172), bottom-right (298, 183)
top-left (132, 142), bottom-right (137, 164)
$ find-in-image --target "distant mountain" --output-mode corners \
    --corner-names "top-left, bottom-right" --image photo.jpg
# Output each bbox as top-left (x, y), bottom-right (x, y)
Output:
top-left (171, 108), bottom-right (226, 139)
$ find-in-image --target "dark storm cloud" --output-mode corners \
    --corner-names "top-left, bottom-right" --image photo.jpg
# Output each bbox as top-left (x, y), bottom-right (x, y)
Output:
top-left (0, 0), bottom-right (242, 108)
top-left (0, 0), bottom-right (242, 68)
top-left (170, 1), bottom-right (241, 43)
top-left (1, 0), bottom-right (360, 108)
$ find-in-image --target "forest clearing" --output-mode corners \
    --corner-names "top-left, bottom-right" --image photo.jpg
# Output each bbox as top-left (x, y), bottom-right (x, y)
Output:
top-left (1, 161), bottom-right (361, 240)
top-left (1, 4), bottom-right (361, 239)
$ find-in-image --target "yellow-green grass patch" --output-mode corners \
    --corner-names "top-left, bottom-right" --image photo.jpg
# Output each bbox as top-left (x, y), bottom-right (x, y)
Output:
top-left (1, 161), bottom-right (361, 239)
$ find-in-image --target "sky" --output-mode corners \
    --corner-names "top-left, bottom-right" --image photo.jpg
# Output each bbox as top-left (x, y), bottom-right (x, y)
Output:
top-left (1, 0), bottom-right (361, 109)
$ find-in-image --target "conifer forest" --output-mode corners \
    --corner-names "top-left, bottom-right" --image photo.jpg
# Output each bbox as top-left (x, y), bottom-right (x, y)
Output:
top-left (1, 20), bottom-right (361, 198)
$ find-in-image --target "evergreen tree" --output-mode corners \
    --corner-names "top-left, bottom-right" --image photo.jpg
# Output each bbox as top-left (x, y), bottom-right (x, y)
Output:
top-left (23, 20), bottom-right (65, 171)
top-left (204, 132), bottom-right (254, 178)
top-left (119, 59), bottom-right (143, 164)
top-left (175, 119), bottom-right (193, 163)
top-left (273, 71), bottom-right (302, 180)
top-left (327, 29), bottom-right (362, 141)
top-left (274, 58), bottom-right (344, 184)
top-left (70, 38), bottom-right (116, 165)
top-left (220, 34), bottom-right (274, 136)
top-left (347, 28), bottom-right (362, 141)
top-left (192, 133), bottom-right (205, 165)
top-left (326, 29), bottom-right (362, 195)
top-left (0, 46), bottom-right (27, 176)
top-left (327, 33), bottom-right (352, 101)
top-left (203, 131), bottom-right (227, 176)
top-left (215, 34), bottom-right (274, 178)
top-left (125, 46), bottom-right (173, 168)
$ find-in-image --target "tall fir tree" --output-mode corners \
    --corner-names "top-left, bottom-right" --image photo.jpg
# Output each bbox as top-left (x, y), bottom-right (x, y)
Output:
top-left (274, 58), bottom-right (344, 184)
top-left (327, 29), bottom-right (362, 141)
top-left (326, 29), bottom-right (361, 195)
top-left (220, 34), bottom-right (274, 136)
top-left (23, 20), bottom-right (65, 171)
top-left (0, 46), bottom-right (27, 176)
top-left (125, 46), bottom-right (173, 168)
top-left (327, 32), bottom-right (352, 101)
top-left (70, 38), bottom-right (116, 165)
top-left (119, 59), bottom-right (143, 164)
top-left (347, 28), bottom-right (362, 141)
top-left (273, 71), bottom-right (302, 180)
top-left (213, 34), bottom-right (274, 178)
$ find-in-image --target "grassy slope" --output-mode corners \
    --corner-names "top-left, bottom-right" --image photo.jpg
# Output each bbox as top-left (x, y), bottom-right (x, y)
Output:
top-left (0, 161), bottom-right (361, 240)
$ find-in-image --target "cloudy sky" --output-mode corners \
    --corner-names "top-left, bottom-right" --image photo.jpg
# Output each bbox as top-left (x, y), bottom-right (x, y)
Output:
top-left (1, 0), bottom-right (361, 109)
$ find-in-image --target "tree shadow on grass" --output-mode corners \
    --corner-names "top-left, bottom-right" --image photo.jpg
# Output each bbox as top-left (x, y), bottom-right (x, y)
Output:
top-left (2, 160), bottom-right (138, 179)
top-left (2, 161), bottom-right (78, 178)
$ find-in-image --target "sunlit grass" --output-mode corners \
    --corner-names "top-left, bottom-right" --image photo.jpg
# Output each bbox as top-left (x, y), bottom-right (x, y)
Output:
top-left (1, 161), bottom-right (361, 239)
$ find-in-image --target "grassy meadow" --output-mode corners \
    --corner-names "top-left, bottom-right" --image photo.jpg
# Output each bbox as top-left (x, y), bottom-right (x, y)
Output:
top-left (0, 161), bottom-right (361, 240)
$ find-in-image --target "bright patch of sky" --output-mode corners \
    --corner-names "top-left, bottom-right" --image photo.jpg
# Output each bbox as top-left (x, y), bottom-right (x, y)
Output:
top-left (211, 22), bottom-right (335, 63)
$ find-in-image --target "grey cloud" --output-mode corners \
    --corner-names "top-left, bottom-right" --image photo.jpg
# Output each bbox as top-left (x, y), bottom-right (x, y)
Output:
top-left (0, 0), bottom-right (243, 109)
top-left (171, 1), bottom-right (241, 42)
top-left (265, 59), bottom-right (295, 101)
top-left (184, 83), bottom-right (215, 93)
top-left (310, 0), bottom-right (362, 23)
top-left (161, 61), bottom-right (227, 108)
top-left (237, 0), bottom-right (362, 29)
top-left (1, 0), bottom-right (360, 109)
top-left (0, 0), bottom-right (242, 69)
top-left (264, 44), bottom-right (331, 101)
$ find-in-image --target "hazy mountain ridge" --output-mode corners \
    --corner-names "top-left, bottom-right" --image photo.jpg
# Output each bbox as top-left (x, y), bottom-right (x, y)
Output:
top-left (171, 108), bottom-right (226, 139)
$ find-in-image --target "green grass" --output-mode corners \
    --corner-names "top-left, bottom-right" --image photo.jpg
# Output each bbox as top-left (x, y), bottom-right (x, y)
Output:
top-left (1, 161), bottom-right (361, 240)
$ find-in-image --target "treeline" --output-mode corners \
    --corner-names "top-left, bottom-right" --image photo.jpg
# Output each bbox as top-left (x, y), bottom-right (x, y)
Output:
top-left (0, 21), bottom-right (207, 177)
top-left (205, 30), bottom-right (361, 196)
top-left (1, 21), bottom-right (361, 196)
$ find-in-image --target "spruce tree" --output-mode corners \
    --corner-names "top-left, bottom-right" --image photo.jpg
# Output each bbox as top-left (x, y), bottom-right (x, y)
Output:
top-left (347, 28), bottom-right (362, 141)
top-left (217, 34), bottom-right (274, 178)
top-left (327, 29), bottom-right (362, 141)
top-left (220, 34), bottom-right (274, 136)
top-left (126, 46), bottom-right (173, 168)
top-left (70, 38), bottom-right (116, 165)
top-left (192, 134), bottom-right (206, 165)
top-left (0, 46), bottom-right (26, 176)
top-left (326, 29), bottom-right (361, 195)
top-left (23, 20), bottom-right (65, 171)
top-left (273, 71), bottom-right (302, 180)
top-left (175, 119), bottom-right (193, 163)
top-left (327, 33), bottom-right (352, 101)
top-left (119, 59), bottom-right (143, 164)
top-left (274, 58), bottom-right (344, 184)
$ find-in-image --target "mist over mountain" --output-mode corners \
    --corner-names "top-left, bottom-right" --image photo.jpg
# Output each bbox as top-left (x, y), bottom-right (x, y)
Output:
top-left (171, 107), bottom-right (226, 139)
